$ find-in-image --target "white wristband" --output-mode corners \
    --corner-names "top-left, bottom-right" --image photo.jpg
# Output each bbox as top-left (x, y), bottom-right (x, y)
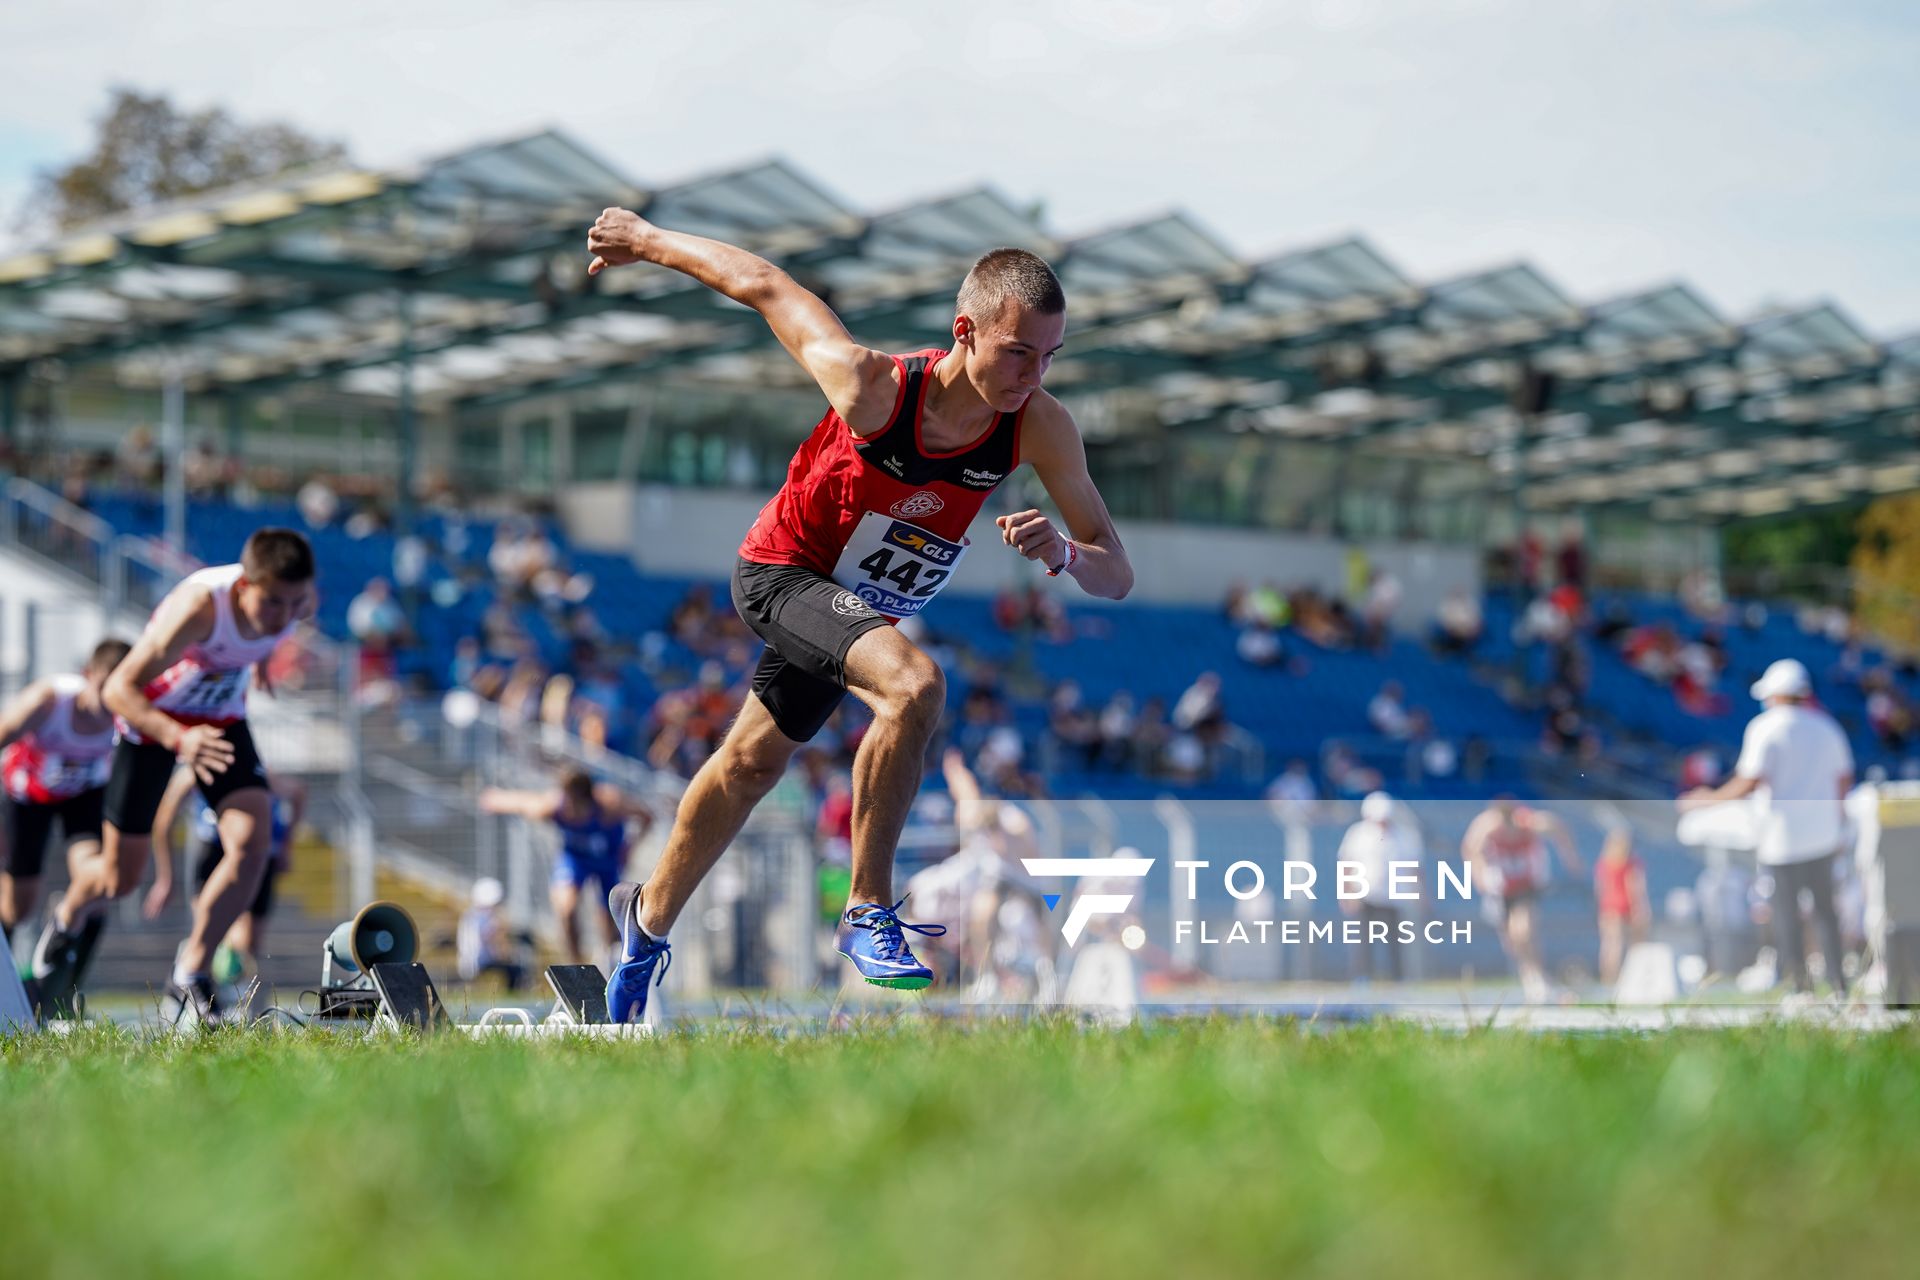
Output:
top-left (1046, 539), bottom-right (1078, 577)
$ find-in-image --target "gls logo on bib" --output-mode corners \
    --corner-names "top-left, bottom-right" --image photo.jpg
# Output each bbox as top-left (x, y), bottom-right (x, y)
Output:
top-left (889, 491), bottom-right (944, 519)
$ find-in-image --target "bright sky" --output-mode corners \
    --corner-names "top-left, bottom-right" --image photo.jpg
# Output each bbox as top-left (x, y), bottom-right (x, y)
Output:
top-left (2, 0), bottom-right (1915, 334)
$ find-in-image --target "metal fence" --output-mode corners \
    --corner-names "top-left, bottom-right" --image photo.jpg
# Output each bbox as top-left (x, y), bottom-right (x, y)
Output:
top-left (0, 474), bottom-right (1871, 1008)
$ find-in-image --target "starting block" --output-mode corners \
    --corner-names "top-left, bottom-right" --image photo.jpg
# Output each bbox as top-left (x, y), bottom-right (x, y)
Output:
top-left (2, 959), bottom-right (36, 1035)
top-left (546, 964), bottom-right (610, 1025)
top-left (368, 961), bottom-right (453, 1032)
top-left (459, 965), bottom-right (654, 1038)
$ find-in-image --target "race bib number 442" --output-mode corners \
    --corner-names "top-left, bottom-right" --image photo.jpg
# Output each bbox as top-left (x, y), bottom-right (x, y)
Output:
top-left (830, 513), bottom-right (969, 620)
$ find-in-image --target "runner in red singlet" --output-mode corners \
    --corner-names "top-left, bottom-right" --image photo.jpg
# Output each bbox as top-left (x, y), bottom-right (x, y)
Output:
top-left (0, 639), bottom-right (130, 938)
top-left (34, 529), bottom-right (316, 1025)
top-left (1460, 797), bottom-right (1582, 1003)
top-left (583, 207), bottom-right (1133, 1015)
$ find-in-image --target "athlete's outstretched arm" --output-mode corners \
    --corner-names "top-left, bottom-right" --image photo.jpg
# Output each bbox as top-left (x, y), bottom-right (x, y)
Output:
top-left (145, 766), bottom-right (196, 919)
top-left (478, 787), bottom-right (562, 822)
top-left (0, 681), bottom-right (56, 748)
top-left (586, 208), bottom-right (899, 433)
top-left (102, 587), bottom-right (235, 784)
top-left (996, 394), bottom-right (1133, 600)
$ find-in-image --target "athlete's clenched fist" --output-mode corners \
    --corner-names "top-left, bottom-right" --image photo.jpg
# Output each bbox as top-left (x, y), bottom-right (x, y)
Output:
top-left (996, 509), bottom-right (1068, 570)
top-left (587, 207), bottom-right (653, 276)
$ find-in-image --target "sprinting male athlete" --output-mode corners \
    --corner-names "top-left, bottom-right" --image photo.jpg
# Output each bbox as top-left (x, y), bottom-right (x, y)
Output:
top-left (480, 765), bottom-right (654, 965)
top-left (153, 766), bottom-right (308, 983)
top-left (0, 639), bottom-right (130, 945)
top-left (34, 529), bottom-right (315, 1024)
top-left (584, 207), bottom-right (1133, 1020)
top-left (1460, 797), bottom-right (1583, 1004)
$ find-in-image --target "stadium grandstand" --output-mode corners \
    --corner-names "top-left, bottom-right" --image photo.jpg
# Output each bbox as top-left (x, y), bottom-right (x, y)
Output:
top-left (4, 128), bottom-right (1918, 1007)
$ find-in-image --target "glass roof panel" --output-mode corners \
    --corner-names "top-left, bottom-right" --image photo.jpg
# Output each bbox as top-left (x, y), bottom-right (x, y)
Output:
top-left (1740, 304), bottom-right (1879, 371)
top-left (1425, 263), bottom-right (1578, 330)
top-left (647, 159), bottom-right (854, 242)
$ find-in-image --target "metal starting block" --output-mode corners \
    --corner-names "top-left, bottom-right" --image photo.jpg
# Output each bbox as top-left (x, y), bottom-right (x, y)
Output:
top-left (368, 962), bottom-right (453, 1033)
top-left (2, 959), bottom-right (37, 1035)
top-left (459, 965), bottom-right (652, 1038)
top-left (546, 964), bottom-right (610, 1025)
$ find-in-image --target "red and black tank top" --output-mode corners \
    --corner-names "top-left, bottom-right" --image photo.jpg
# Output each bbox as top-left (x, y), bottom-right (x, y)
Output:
top-left (739, 349), bottom-right (1023, 577)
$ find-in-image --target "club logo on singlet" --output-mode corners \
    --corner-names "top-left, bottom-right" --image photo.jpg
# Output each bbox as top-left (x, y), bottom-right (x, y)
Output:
top-left (890, 491), bottom-right (944, 519)
top-left (831, 591), bottom-right (877, 618)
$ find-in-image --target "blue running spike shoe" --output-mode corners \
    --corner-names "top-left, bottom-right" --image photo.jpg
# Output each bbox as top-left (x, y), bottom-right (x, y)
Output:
top-left (605, 881), bottom-right (671, 1024)
top-left (835, 898), bottom-right (947, 990)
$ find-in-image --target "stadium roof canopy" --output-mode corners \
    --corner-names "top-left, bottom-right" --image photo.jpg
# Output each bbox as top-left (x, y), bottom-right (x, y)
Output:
top-left (1, 128), bottom-right (1915, 523)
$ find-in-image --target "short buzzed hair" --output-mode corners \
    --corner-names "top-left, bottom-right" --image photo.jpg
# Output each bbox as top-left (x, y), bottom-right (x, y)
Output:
top-left (87, 638), bottom-right (132, 675)
top-left (241, 527), bottom-right (316, 584)
top-left (956, 248), bottom-right (1065, 326)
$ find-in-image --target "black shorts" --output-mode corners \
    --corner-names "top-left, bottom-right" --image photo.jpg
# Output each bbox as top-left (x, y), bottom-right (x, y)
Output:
top-left (1499, 885), bottom-right (1542, 924)
top-left (192, 836), bottom-right (281, 919)
top-left (104, 722), bottom-right (269, 837)
top-left (1, 787), bottom-right (106, 879)
top-left (732, 557), bottom-right (889, 743)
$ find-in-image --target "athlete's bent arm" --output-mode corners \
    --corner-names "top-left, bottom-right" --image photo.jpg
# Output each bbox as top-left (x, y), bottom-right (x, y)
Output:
top-left (145, 767), bottom-right (196, 918)
top-left (997, 394), bottom-right (1133, 600)
top-left (0, 681), bottom-right (56, 748)
top-left (102, 587), bottom-right (235, 784)
top-left (586, 209), bottom-right (899, 434)
top-left (478, 788), bottom-right (562, 822)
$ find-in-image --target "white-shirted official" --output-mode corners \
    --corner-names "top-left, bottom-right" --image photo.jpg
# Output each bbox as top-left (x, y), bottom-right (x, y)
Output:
top-left (1680, 659), bottom-right (1855, 994)
top-left (1336, 792), bottom-right (1418, 981)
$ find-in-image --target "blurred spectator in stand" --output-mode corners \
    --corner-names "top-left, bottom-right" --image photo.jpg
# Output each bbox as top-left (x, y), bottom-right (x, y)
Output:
top-left (116, 424), bottom-right (160, 489)
top-left (348, 577), bottom-right (408, 650)
top-left (1404, 709), bottom-right (1458, 781)
top-left (1132, 696), bottom-right (1171, 779)
top-left (1172, 672), bottom-right (1226, 737)
top-left (449, 637), bottom-right (484, 691)
top-left (182, 436), bottom-right (230, 499)
top-left (1096, 691), bottom-right (1137, 770)
top-left (1432, 587), bottom-right (1484, 657)
top-left (1236, 621), bottom-right (1285, 668)
top-left (297, 476), bottom-right (340, 530)
top-left (1368, 680), bottom-right (1410, 738)
top-left (1047, 681), bottom-right (1101, 770)
top-left (347, 577), bottom-right (410, 705)
top-left (1323, 741), bottom-right (1384, 798)
top-left (1360, 570), bottom-right (1401, 653)
top-left (1555, 526), bottom-right (1587, 593)
top-left (1866, 673), bottom-right (1912, 750)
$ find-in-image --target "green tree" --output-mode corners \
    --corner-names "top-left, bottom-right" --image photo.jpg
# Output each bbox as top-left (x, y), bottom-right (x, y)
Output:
top-left (1851, 493), bottom-right (1920, 651)
top-left (18, 88), bottom-right (349, 232)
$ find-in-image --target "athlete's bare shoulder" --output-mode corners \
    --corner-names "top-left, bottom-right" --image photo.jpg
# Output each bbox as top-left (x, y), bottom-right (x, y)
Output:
top-left (837, 348), bottom-right (909, 438)
top-left (148, 579), bottom-right (219, 647)
top-left (1014, 388), bottom-right (1079, 454)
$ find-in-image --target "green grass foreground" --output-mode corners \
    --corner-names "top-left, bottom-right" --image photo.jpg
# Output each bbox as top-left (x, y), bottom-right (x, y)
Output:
top-left (4, 1019), bottom-right (1918, 1278)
